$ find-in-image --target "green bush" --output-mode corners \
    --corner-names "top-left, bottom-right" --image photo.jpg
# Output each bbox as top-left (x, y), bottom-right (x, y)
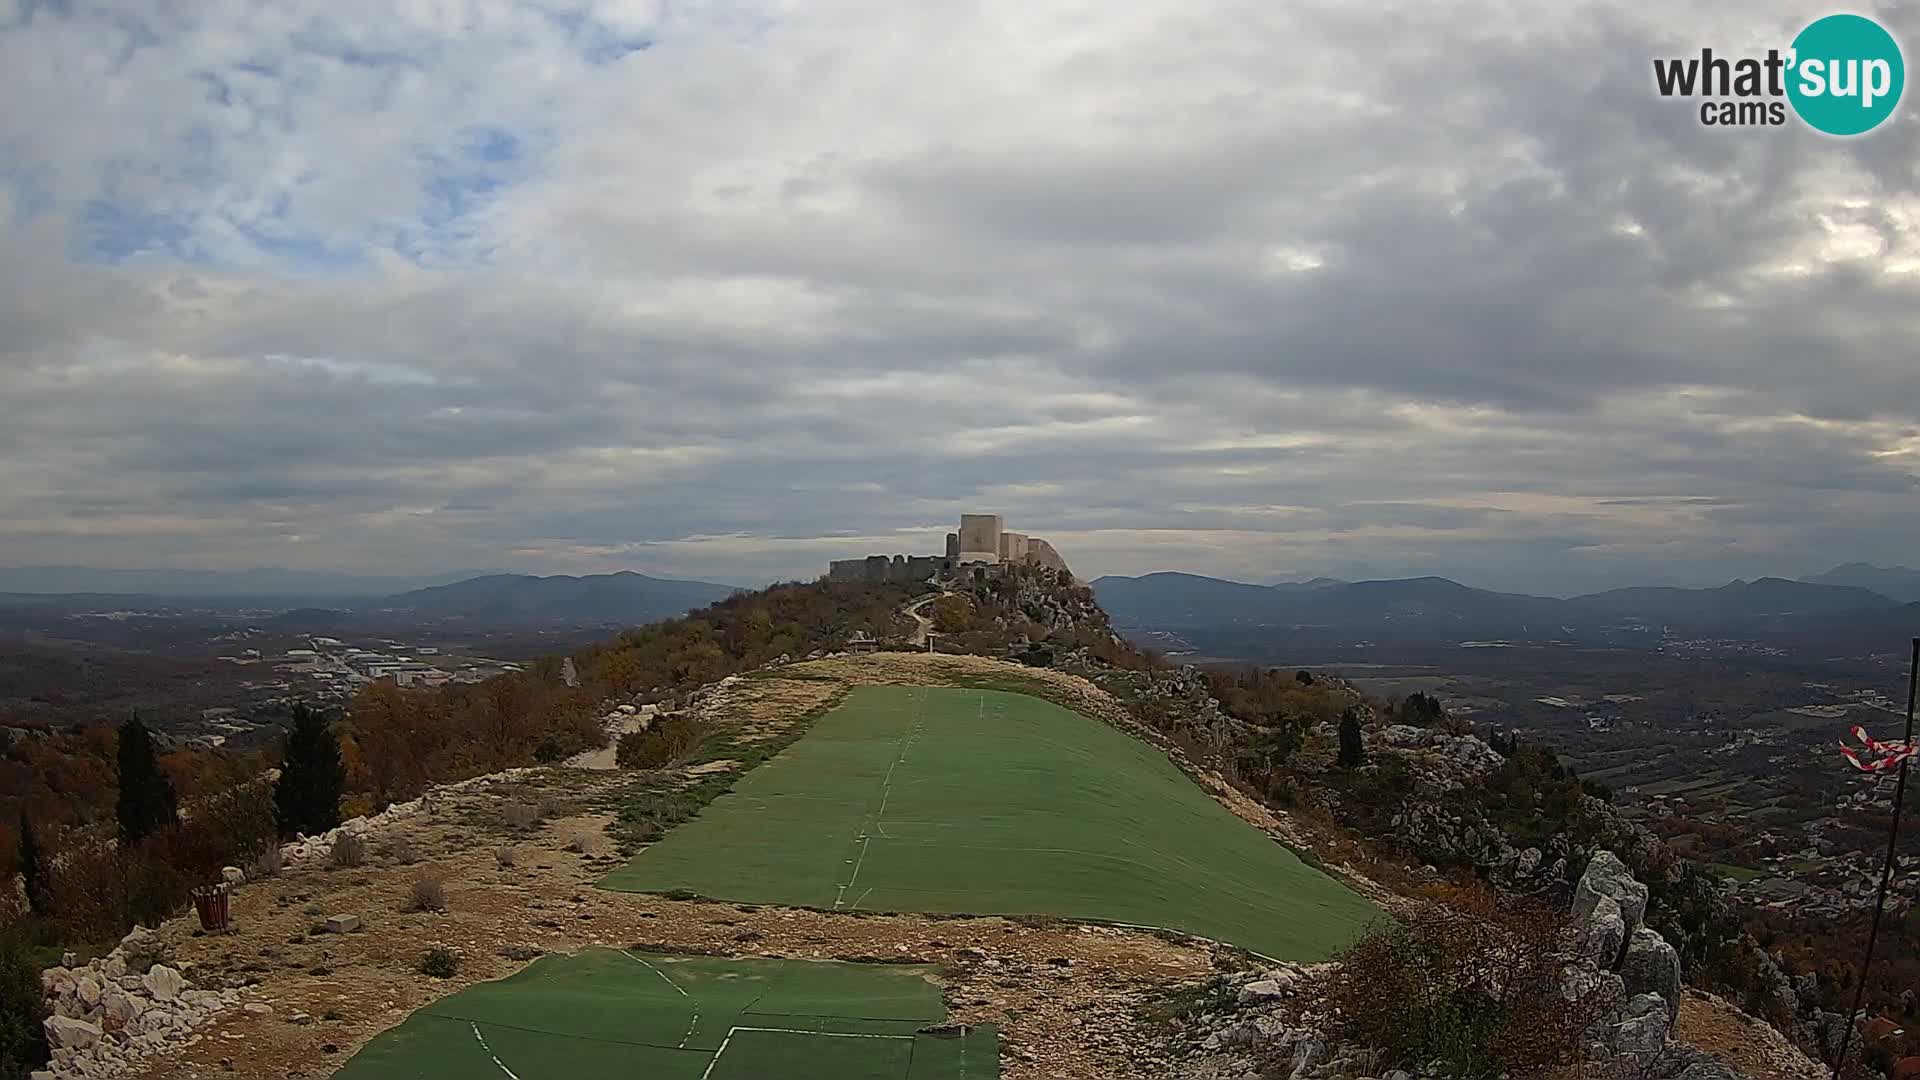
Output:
top-left (0, 930), bottom-right (49, 1077)
top-left (615, 717), bottom-right (708, 770)
top-left (418, 947), bottom-right (459, 978)
top-left (1328, 899), bottom-right (1605, 1078)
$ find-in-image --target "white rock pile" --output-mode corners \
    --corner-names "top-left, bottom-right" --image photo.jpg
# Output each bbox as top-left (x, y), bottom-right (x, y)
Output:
top-left (276, 765), bottom-right (540, 866)
top-left (35, 926), bottom-right (245, 1080)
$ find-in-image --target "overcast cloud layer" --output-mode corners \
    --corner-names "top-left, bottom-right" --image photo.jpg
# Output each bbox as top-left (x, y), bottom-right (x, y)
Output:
top-left (4, 0), bottom-right (1920, 594)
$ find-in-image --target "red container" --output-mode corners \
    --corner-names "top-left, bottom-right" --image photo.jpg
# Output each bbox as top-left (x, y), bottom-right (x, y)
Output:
top-left (192, 883), bottom-right (231, 933)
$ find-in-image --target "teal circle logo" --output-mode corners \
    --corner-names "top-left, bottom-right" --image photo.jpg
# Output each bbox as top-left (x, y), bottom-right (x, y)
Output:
top-left (1787, 14), bottom-right (1904, 135)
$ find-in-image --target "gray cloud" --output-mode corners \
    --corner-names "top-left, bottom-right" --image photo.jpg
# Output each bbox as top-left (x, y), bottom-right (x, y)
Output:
top-left (3, 0), bottom-right (1919, 594)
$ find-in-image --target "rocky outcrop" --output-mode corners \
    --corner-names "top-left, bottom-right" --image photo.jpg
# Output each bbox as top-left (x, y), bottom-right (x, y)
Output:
top-left (37, 926), bottom-right (246, 1079)
top-left (1622, 926), bottom-right (1683, 1017)
top-left (1566, 849), bottom-right (1690, 1067)
top-left (1159, 960), bottom-right (1761, 1080)
top-left (1574, 850), bottom-right (1650, 931)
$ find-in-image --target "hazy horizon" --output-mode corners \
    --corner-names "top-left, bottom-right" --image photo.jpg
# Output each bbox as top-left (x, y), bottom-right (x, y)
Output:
top-left (2, 557), bottom-right (1914, 602)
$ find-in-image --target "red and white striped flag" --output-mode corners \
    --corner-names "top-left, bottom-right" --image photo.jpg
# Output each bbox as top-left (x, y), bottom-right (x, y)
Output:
top-left (1840, 724), bottom-right (1918, 774)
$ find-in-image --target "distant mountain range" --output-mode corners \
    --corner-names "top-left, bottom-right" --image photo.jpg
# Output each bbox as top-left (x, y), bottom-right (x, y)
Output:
top-left (0, 566), bottom-right (504, 598)
top-left (0, 567), bottom-right (743, 628)
top-left (1091, 568), bottom-right (1920, 648)
top-left (1800, 563), bottom-right (1920, 603)
top-left (374, 572), bottom-right (739, 622)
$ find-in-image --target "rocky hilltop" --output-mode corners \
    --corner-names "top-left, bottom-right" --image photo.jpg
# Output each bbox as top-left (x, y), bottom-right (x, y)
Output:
top-left (24, 568), bottom-right (1844, 1080)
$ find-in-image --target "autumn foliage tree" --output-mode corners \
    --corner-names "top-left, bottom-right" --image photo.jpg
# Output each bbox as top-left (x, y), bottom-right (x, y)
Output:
top-left (930, 595), bottom-right (974, 634)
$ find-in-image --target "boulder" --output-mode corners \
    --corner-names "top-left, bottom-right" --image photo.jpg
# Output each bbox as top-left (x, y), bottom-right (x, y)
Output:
top-left (100, 953), bottom-right (126, 980)
top-left (1560, 966), bottom-right (1624, 1005)
top-left (1515, 847), bottom-right (1543, 876)
top-left (101, 991), bottom-right (144, 1030)
top-left (1237, 978), bottom-right (1289, 1004)
top-left (1620, 928), bottom-right (1682, 1021)
top-left (75, 972), bottom-right (104, 1007)
top-left (45, 1015), bottom-right (102, 1050)
top-left (1574, 851), bottom-right (1649, 933)
top-left (141, 965), bottom-right (185, 1002)
top-left (324, 914), bottom-right (361, 934)
top-left (221, 866), bottom-right (246, 886)
top-left (1609, 1006), bottom-right (1669, 1057)
top-left (1380, 725), bottom-right (1435, 748)
top-left (1580, 895), bottom-right (1627, 968)
top-left (1445, 736), bottom-right (1507, 773)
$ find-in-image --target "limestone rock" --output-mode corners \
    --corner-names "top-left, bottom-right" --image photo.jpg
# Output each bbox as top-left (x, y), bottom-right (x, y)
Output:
top-left (1609, 1007), bottom-right (1669, 1057)
top-left (1574, 850), bottom-right (1649, 933)
top-left (45, 1015), bottom-right (102, 1050)
top-left (221, 865), bottom-right (246, 886)
top-left (1620, 928), bottom-right (1682, 1021)
top-left (101, 992), bottom-right (144, 1030)
top-left (1581, 894), bottom-right (1627, 968)
top-left (324, 913), bottom-right (361, 934)
top-left (141, 965), bottom-right (186, 1002)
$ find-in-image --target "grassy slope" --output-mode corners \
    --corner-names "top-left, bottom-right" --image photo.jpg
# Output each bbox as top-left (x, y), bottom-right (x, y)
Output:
top-left (332, 948), bottom-right (996, 1080)
top-left (602, 685), bottom-right (1380, 961)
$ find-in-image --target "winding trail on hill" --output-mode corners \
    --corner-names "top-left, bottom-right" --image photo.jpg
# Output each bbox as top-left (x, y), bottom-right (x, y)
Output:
top-left (903, 591), bottom-right (944, 646)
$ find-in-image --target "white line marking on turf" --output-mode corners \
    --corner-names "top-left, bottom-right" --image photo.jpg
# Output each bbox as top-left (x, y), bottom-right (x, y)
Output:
top-left (470, 1023), bottom-right (522, 1080)
top-left (849, 886), bottom-right (874, 910)
top-left (622, 950), bottom-right (701, 1047)
top-left (700, 1026), bottom-right (913, 1080)
top-left (835, 689), bottom-right (927, 907)
top-left (621, 951), bottom-right (690, 996)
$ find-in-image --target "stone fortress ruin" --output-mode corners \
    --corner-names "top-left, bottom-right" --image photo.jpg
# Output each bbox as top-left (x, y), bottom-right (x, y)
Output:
top-left (827, 514), bottom-right (1069, 584)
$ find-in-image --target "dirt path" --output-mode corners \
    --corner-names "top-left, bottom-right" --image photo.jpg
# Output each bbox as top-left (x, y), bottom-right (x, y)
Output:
top-left (567, 711), bottom-right (645, 770)
top-left (902, 591), bottom-right (942, 647)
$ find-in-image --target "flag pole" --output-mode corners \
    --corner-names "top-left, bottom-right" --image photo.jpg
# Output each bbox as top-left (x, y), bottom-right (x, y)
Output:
top-left (1831, 636), bottom-right (1919, 1077)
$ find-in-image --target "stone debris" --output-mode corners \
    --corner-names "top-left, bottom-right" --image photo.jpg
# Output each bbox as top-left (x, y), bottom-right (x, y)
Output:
top-left (38, 931), bottom-right (247, 1079)
top-left (275, 766), bottom-right (541, 867)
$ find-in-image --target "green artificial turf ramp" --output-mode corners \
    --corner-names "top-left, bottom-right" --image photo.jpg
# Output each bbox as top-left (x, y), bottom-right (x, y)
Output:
top-left (601, 685), bottom-right (1379, 960)
top-left (331, 949), bottom-right (997, 1080)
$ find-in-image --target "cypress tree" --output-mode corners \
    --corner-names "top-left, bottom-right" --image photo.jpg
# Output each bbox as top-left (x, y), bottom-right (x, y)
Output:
top-left (1337, 707), bottom-right (1367, 770)
top-left (275, 703), bottom-right (345, 838)
top-left (16, 811), bottom-right (43, 917)
top-left (115, 715), bottom-right (179, 845)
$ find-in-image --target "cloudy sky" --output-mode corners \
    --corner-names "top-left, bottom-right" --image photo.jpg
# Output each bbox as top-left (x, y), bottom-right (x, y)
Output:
top-left (4, 0), bottom-right (1919, 595)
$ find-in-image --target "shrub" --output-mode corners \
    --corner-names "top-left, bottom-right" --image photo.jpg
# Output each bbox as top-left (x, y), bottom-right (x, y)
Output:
top-left (418, 947), bottom-right (459, 979)
top-left (502, 803), bottom-right (538, 831)
top-left (494, 847), bottom-right (516, 869)
top-left (328, 834), bottom-right (366, 869)
top-left (1327, 899), bottom-right (1606, 1078)
top-left (409, 876), bottom-right (446, 912)
top-left (615, 717), bottom-right (708, 770)
top-left (250, 844), bottom-right (284, 880)
top-left (0, 930), bottom-right (49, 1077)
